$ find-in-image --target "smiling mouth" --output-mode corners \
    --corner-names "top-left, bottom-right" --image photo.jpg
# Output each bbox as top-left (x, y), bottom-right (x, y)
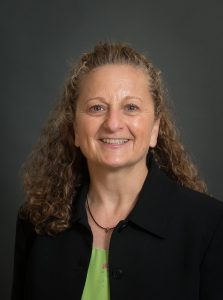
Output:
top-left (100, 138), bottom-right (129, 144)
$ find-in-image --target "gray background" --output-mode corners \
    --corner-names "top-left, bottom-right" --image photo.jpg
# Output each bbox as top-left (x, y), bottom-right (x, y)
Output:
top-left (1, 0), bottom-right (223, 298)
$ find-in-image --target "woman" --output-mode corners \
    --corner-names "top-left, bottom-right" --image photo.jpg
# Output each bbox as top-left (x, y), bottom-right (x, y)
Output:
top-left (12, 42), bottom-right (223, 300)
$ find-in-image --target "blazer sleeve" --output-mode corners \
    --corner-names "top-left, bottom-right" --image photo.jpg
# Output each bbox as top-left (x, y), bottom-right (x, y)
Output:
top-left (11, 214), bottom-right (35, 300)
top-left (199, 213), bottom-right (223, 299)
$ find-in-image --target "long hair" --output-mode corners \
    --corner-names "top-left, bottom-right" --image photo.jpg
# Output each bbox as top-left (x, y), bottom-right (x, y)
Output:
top-left (20, 42), bottom-right (207, 235)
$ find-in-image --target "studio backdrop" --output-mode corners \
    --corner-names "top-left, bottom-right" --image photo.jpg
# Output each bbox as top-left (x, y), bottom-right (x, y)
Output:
top-left (1, 0), bottom-right (223, 299)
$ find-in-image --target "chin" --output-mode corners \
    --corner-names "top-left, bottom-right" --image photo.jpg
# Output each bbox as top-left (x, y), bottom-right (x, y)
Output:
top-left (102, 162), bottom-right (126, 169)
top-left (99, 159), bottom-right (139, 171)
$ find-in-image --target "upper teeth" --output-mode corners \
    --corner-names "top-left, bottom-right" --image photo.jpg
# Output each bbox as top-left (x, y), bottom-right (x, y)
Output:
top-left (101, 138), bottom-right (129, 144)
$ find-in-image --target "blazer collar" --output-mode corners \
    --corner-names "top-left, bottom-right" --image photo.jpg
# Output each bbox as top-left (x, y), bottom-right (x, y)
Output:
top-left (71, 156), bottom-right (175, 239)
top-left (126, 157), bottom-right (174, 238)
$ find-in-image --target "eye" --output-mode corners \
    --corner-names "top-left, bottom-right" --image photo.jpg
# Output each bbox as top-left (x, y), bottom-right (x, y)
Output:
top-left (89, 104), bottom-right (105, 113)
top-left (125, 103), bottom-right (139, 112)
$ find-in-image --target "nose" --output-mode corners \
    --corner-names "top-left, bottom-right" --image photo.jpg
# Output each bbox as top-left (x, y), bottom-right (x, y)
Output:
top-left (103, 108), bottom-right (124, 132)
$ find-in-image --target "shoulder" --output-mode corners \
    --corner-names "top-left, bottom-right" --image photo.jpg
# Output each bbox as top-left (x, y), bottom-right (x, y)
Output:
top-left (150, 162), bottom-right (223, 221)
top-left (150, 161), bottom-right (223, 236)
top-left (167, 179), bottom-right (223, 242)
top-left (14, 208), bottom-right (36, 248)
top-left (171, 180), bottom-right (223, 217)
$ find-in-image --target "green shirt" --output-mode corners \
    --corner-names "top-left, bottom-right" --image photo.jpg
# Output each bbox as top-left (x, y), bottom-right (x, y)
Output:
top-left (81, 247), bottom-right (110, 300)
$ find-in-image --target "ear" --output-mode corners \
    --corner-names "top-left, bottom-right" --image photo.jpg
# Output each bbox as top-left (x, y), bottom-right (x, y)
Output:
top-left (149, 118), bottom-right (160, 148)
top-left (73, 122), bottom-right (80, 147)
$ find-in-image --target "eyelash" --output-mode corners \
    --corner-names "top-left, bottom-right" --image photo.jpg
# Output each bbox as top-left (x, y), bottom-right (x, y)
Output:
top-left (125, 103), bottom-right (139, 111)
top-left (88, 103), bottom-right (139, 113)
top-left (88, 104), bottom-right (105, 113)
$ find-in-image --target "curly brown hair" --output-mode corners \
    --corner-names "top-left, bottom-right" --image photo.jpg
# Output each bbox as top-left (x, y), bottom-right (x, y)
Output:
top-left (20, 42), bottom-right (207, 235)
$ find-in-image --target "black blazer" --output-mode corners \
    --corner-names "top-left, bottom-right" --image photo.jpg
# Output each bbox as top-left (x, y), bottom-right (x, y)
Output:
top-left (11, 159), bottom-right (223, 300)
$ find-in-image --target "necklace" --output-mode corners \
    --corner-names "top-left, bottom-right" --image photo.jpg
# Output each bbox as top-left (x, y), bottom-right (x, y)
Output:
top-left (86, 195), bottom-right (116, 233)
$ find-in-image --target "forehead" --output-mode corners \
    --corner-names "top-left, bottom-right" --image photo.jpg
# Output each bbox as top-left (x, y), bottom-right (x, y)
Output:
top-left (78, 64), bottom-right (150, 97)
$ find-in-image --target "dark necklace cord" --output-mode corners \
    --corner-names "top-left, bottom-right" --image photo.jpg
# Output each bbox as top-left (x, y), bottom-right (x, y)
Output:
top-left (86, 195), bottom-right (116, 233)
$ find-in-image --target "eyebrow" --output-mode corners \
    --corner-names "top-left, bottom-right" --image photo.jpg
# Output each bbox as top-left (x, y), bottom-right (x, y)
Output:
top-left (125, 96), bottom-right (143, 102)
top-left (85, 96), bottom-right (143, 102)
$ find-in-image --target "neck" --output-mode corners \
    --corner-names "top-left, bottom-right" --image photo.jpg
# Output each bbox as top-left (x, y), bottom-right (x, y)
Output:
top-left (87, 163), bottom-right (148, 214)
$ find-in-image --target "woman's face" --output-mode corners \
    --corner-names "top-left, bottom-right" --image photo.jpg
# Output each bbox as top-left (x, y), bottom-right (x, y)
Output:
top-left (74, 64), bottom-right (160, 172)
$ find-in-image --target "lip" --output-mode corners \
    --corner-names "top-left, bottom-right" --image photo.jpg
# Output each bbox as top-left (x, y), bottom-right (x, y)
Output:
top-left (99, 138), bottom-right (132, 147)
top-left (100, 138), bottom-right (129, 145)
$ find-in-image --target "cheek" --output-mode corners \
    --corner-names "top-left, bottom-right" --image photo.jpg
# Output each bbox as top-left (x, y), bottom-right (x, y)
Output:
top-left (130, 117), bottom-right (154, 137)
top-left (74, 117), bottom-right (97, 147)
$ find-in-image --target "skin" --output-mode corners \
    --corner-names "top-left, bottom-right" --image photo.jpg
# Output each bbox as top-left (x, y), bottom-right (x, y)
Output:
top-left (74, 64), bottom-right (160, 249)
